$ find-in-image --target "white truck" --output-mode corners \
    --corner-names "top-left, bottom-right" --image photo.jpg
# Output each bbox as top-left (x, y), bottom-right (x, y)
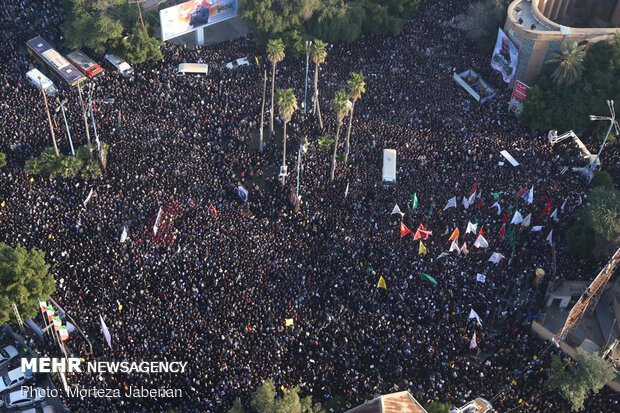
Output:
top-left (26, 68), bottom-right (57, 96)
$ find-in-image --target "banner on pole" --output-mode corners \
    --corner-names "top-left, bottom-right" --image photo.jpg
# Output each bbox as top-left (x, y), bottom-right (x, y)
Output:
top-left (509, 80), bottom-right (529, 115)
top-left (491, 28), bottom-right (519, 83)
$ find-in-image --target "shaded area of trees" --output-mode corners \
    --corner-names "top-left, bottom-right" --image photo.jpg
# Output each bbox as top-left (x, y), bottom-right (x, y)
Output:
top-left (63, 0), bottom-right (162, 64)
top-left (0, 243), bottom-right (55, 324)
top-left (459, 0), bottom-right (509, 51)
top-left (241, 0), bottom-right (421, 54)
top-left (521, 35), bottom-right (620, 135)
top-left (226, 379), bottom-right (323, 412)
top-left (25, 144), bottom-right (107, 180)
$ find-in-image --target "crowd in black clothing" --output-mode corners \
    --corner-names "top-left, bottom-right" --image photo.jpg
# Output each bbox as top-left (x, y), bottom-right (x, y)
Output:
top-left (0, 1), bottom-right (619, 412)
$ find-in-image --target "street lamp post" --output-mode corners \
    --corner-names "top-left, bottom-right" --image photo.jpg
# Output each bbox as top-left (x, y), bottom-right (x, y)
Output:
top-left (55, 99), bottom-right (75, 156)
top-left (589, 100), bottom-right (618, 170)
top-left (303, 40), bottom-right (311, 114)
top-left (295, 137), bottom-right (309, 200)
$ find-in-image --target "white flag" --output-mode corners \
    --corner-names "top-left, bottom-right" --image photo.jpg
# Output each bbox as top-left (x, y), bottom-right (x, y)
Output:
top-left (531, 226), bottom-right (543, 232)
top-left (460, 242), bottom-right (468, 255)
top-left (468, 309), bottom-right (483, 326)
top-left (491, 201), bottom-right (501, 215)
top-left (470, 332), bottom-right (478, 349)
top-left (473, 234), bottom-right (489, 248)
top-left (550, 208), bottom-right (558, 222)
top-left (391, 204), bottom-right (404, 217)
top-left (462, 196), bottom-right (470, 210)
top-left (546, 229), bottom-right (553, 245)
top-left (120, 226), bottom-right (128, 243)
top-left (521, 213), bottom-right (531, 227)
top-left (511, 210), bottom-right (523, 225)
top-left (524, 186), bottom-right (534, 204)
top-left (465, 221), bottom-right (477, 234)
top-left (488, 252), bottom-right (505, 263)
top-left (467, 190), bottom-right (476, 206)
top-left (99, 314), bottom-right (112, 350)
top-left (83, 188), bottom-right (94, 208)
top-left (476, 273), bottom-right (486, 283)
top-left (437, 252), bottom-right (450, 260)
top-left (561, 197), bottom-right (568, 212)
top-left (449, 240), bottom-right (461, 254)
top-left (153, 206), bottom-right (163, 236)
top-left (443, 197), bottom-right (457, 211)
top-left (344, 181), bottom-right (349, 198)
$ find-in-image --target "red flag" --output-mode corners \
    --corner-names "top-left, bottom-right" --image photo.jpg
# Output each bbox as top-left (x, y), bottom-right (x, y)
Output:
top-left (400, 222), bottom-right (413, 237)
top-left (502, 211), bottom-right (510, 223)
top-left (414, 224), bottom-right (432, 239)
top-left (499, 223), bottom-right (506, 239)
top-left (92, 102), bottom-right (97, 116)
top-left (540, 199), bottom-right (552, 217)
top-left (476, 199), bottom-right (484, 209)
top-left (470, 179), bottom-right (478, 196)
top-left (209, 205), bottom-right (217, 218)
top-left (517, 187), bottom-right (527, 197)
top-left (478, 226), bottom-right (484, 238)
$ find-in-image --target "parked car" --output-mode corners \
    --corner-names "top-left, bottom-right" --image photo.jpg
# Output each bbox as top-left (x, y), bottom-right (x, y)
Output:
top-left (0, 345), bottom-right (19, 370)
top-left (225, 57), bottom-right (249, 69)
top-left (0, 366), bottom-right (28, 393)
top-left (1, 387), bottom-right (45, 409)
top-left (104, 54), bottom-right (133, 77)
top-left (66, 50), bottom-right (104, 78)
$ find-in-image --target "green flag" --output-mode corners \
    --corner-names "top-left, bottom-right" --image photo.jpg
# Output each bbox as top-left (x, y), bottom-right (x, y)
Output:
top-left (411, 193), bottom-right (418, 210)
top-left (508, 227), bottom-right (516, 248)
top-left (472, 217), bottom-right (478, 225)
top-left (420, 273), bottom-right (438, 286)
top-left (429, 204), bottom-right (433, 216)
top-left (492, 191), bottom-right (504, 200)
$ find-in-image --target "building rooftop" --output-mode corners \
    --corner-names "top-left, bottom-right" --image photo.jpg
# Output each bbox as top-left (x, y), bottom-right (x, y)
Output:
top-left (345, 391), bottom-right (427, 413)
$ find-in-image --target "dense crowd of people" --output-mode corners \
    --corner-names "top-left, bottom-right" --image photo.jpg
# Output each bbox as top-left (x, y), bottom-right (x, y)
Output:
top-left (0, 0), bottom-right (619, 412)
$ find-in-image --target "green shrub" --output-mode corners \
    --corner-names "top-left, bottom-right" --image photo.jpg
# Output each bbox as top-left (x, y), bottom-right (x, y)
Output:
top-left (591, 170), bottom-right (613, 189)
top-left (565, 222), bottom-right (594, 259)
top-left (0, 152), bottom-right (6, 168)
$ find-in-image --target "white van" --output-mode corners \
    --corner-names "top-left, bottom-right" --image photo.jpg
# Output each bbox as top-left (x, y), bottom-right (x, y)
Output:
top-left (26, 69), bottom-right (57, 96)
top-left (225, 57), bottom-right (249, 69)
top-left (104, 54), bottom-right (134, 77)
top-left (176, 63), bottom-right (209, 76)
top-left (0, 366), bottom-right (28, 393)
top-left (382, 149), bottom-right (397, 184)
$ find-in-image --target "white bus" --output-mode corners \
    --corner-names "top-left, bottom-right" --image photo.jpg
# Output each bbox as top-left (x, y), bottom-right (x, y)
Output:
top-left (382, 149), bottom-right (396, 184)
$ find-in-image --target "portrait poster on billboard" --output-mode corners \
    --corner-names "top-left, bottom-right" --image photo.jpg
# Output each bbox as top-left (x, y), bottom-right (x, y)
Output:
top-left (491, 28), bottom-right (519, 83)
top-left (160, 0), bottom-right (237, 41)
top-left (508, 80), bottom-right (529, 115)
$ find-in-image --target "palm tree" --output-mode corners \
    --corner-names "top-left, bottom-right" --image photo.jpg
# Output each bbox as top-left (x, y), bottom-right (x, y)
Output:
top-left (546, 41), bottom-right (586, 86)
top-left (276, 88), bottom-right (298, 185)
top-left (267, 39), bottom-right (285, 138)
top-left (310, 40), bottom-right (327, 129)
top-left (330, 90), bottom-right (352, 182)
top-left (344, 71), bottom-right (366, 165)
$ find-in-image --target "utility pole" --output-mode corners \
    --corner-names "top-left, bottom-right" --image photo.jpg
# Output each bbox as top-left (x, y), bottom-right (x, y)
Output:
top-left (87, 83), bottom-right (101, 151)
top-left (128, 0), bottom-right (146, 29)
top-left (259, 69), bottom-right (267, 151)
top-left (39, 77), bottom-right (59, 156)
top-left (304, 40), bottom-right (311, 114)
top-left (55, 99), bottom-right (75, 156)
top-left (77, 84), bottom-right (94, 161)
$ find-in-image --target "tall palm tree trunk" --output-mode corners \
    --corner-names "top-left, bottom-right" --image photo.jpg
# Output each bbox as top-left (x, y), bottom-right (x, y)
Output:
top-left (259, 70), bottom-right (267, 151)
top-left (270, 62), bottom-right (276, 138)
top-left (330, 121), bottom-right (342, 182)
top-left (344, 101), bottom-right (355, 165)
top-left (281, 120), bottom-right (288, 185)
top-left (314, 64), bottom-right (323, 129)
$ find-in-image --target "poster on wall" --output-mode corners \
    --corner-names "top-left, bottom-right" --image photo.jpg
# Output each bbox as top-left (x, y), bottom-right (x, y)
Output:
top-left (508, 80), bottom-right (529, 115)
top-left (160, 0), bottom-right (237, 41)
top-left (491, 28), bottom-right (519, 83)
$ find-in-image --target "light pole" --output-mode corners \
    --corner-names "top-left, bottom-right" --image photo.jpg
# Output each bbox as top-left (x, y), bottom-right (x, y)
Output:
top-left (303, 40), bottom-right (311, 114)
top-left (55, 99), bottom-right (75, 156)
top-left (38, 77), bottom-right (59, 156)
top-left (295, 137), bottom-right (309, 201)
top-left (589, 100), bottom-right (618, 170)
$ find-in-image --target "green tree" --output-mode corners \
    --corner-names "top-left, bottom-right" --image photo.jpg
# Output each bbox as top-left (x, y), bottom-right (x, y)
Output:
top-left (565, 222), bottom-right (595, 259)
top-left (344, 71), bottom-right (366, 164)
top-left (520, 81), bottom-right (554, 131)
top-left (459, 0), bottom-right (508, 50)
top-left (545, 350), bottom-right (615, 411)
top-left (330, 90), bottom-right (352, 182)
top-left (310, 40), bottom-right (327, 130)
top-left (0, 243), bottom-right (56, 324)
top-left (228, 397), bottom-right (245, 413)
top-left (81, 160), bottom-right (103, 180)
top-left (307, 1), bottom-right (365, 43)
top-left (317, 135), bottom-right (334, 151)
top-left (0, 152), bottom-right (6, 168)
top-left (60, 155), bottom-right (84, 179)
top-left (591, 170), bottom-right (613, 189)
top-left (276, 88), bottom-right (298, 184)
top-left (424, 402), bottom-right (452, 413)
top-left (274, 386), bottom-right (302, 412)
top-left (251, 380), bottom-right (276, 413)
top-left (300, 395), bottom-right (324, 413)
top-left (120, 23), bottom-right (163, 64)
top-left (581, 187), bottom-right (620, 241)
top-left (267, 39), bottom-right (286, 138)
top-left (546, 41), bottom-right (587, 87)
top-left (25, 157), bottom-right (42, 175)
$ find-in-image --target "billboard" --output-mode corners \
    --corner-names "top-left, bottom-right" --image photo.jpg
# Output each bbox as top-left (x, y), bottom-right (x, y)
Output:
top-left (160, 0), bottom-right (237, 41)
top-left (508, 80), bottom-right (529, 115)
top-left (491, 28), bottom-right (518, 83)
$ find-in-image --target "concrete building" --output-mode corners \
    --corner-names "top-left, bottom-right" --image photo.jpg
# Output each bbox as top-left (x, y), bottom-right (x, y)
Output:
top-left (504, 0), bottom-right (620, 85)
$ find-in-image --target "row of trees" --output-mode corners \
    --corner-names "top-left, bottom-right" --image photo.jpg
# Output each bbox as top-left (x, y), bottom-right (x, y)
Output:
top-left (266, 37), bottom-right (366, 183)
top-left (460, 0), bottom-right (509, 51)
top-left (25, 145), bottom-right (105, 180)
top-left (63, 0), bottom-right (162, 64)
top-left (521, 34), bottom-right (620, 136)
top-left (241, 0), bottom-right (421, 54)
top-left (228, 379), bottom-right (323, 412)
